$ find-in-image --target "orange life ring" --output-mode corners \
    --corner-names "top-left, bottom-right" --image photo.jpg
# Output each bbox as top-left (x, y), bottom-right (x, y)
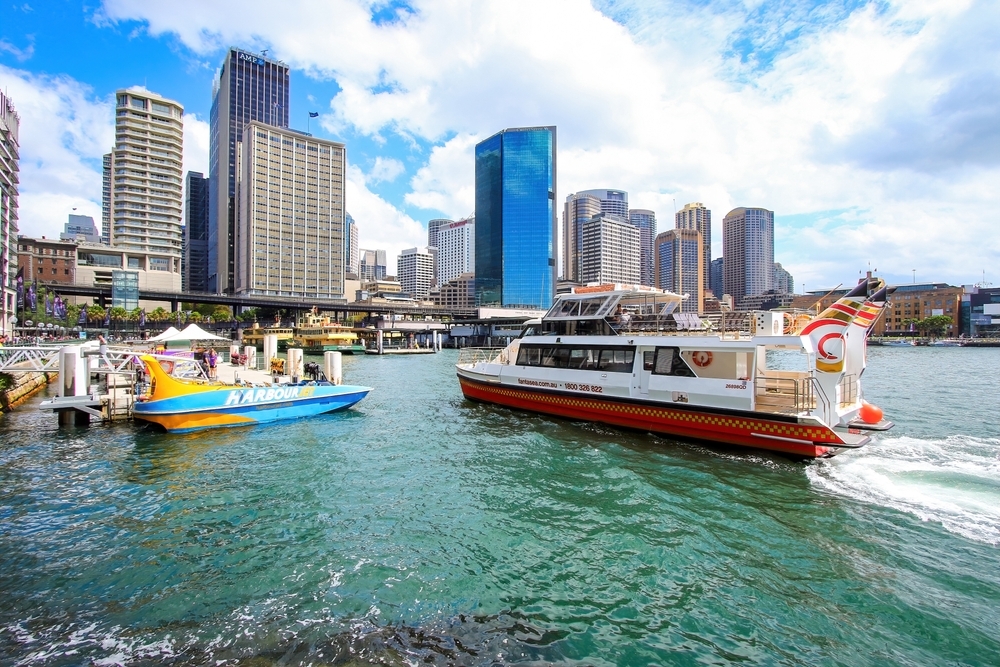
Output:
top-left (691, 351), bottom-right (713, 367)
top-left (158, 360), bottom-right (175, 374)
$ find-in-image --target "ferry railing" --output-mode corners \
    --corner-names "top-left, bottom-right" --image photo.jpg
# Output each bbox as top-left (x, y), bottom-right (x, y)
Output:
top-left (457, 347), bottom-right (510, 366)
top-left (810, 376), bottom-right (833, 425)
top-left (754, 374), bottom-right (815, 413)
top-left (838, 374), bottom-right (858, 407)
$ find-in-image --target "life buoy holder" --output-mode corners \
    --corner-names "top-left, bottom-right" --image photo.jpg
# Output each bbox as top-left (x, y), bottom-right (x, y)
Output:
top-left (158, 360), bottom-right (175, 374)
top-left (691, 351), bottom-right (713, 367)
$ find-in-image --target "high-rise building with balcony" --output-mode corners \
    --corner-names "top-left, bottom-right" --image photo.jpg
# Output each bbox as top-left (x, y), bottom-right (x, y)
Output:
top-left (1, 90), bottom-right (19, 335)
top-left (629, 209), bottom-right (656, 287)
top-left (722, 207), bottom-right (774, 306)
top-left (581, 213), bottom-right (640, 285)
top-left (676, 202), bottom-right (711, 293)
top-left (234, 122), bottom-right (345, 299)
top-left (105, 87), bottom-right (184, 291)
top-left (437, 216), bottom-right (475, 285)
top-left (101, 153), bottom-right (114, 244)
top-left (655, 228), bottom-right (703, 313)
top-left (184, 172), bottom-right (210, 293)
top-left (475, 126), bottom-right (556, 308)
top-left (397, 246), bottom-right (435, 300)
top-left (773, 262), bottom-right (794, 294)
top-left (562, 189), bottom-right (628, 283)
top-left (209, 48), bottom-right (290, 293)
top-left (344, 212), bottom-right (359, 276)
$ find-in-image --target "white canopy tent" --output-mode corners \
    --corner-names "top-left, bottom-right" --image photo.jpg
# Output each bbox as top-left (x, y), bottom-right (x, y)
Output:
top-left (156, 324), bottom-right (231, 343)
top-left (147, 326), bottom-right (180, 342)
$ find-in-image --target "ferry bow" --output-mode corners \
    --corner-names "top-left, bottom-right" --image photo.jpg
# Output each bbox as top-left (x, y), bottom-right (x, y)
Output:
top-left (456, 280), bottom-right (894, 458)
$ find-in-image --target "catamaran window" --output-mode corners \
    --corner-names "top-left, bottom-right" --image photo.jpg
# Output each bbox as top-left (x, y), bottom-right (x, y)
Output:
top-left (652, 347), bottom-right (696, 377)
top-left (515, 345), bottom-right (634, 372)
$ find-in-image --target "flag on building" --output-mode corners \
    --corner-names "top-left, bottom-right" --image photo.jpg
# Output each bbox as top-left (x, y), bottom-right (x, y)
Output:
top-left (78, 305), bottom-right (88, 326)
top-left (27, 281), bottom-right (36, 311)
top-left (54, 295), bottom-right (66, 320)
top-left (44, 295), bottom-right (52, 316)
top-left (139, 309), bottom-right (146, 327)
top-left (103, 309), bottom-right (110, 327)
top-left (15, 267), bottom-right (23, 309)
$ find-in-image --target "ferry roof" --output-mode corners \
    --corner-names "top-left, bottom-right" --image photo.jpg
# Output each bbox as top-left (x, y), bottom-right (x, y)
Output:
top-left (544, 286), bottom-right (684, 321)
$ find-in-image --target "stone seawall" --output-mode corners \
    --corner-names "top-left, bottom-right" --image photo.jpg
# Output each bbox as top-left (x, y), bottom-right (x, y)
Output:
top-left (1, 372), bottom-right (57, 412)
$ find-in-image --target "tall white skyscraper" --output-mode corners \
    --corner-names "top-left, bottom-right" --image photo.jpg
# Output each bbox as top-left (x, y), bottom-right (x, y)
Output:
top-left (676, 202), bottom-right (711, 294)
top-left (345, 212), bottom-right (359, 276)
top-left (580, 213), bottom-right (640, 285)
top-left (723, 207), bottom-right (774, 306)
top-left (397, 247), bottom-right (435, 299)
top-left (105, 87), bottom-right (184, 290)
top-left (629, 209), bottom-right (656, 287)
top-left (437, 216), bottom-right (475, 285)
top-left (563, 189), bottom-right (628, 283)
top-left (234, 121), bottom-right (345, 298)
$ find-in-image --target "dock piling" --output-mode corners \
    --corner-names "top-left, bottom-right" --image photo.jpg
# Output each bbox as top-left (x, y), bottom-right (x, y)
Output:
top-left (324, 351), bottom-right (342, 385)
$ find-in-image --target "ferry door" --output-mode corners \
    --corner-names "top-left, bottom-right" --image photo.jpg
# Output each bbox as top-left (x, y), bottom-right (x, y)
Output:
top-left (636, 347), bottom-right (655, 396)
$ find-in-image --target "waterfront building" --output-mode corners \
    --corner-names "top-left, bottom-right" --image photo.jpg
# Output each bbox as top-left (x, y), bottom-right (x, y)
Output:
top-left (963, 285), bottom-right (1000, 338)
top-left (359, 249), bottom-right (387, 281)
top-left (397, 247), bottom-right (435, 300)
top-left (184, 172), bottom-right (210, 293)
top-left (654, 228), bottom-right (703, 313)
top-left (435, 272), bottom-right (475, 309)
top-left (738, 292), bottom-right (797, 312)
top-left (580, 213), bottom-right (640, 285)
top-left (676, 203), bottom-right (711, 293)
top-left (427, 218), bottom-right (450, 252)
top-left (475, 126), bottom-right (557, 308)
top-left (73, 242), bottom-right (182, 293)
top-left (17, 236), bottom-right (77, 286)
top-left (710, 257), bottom-right (724, 299)
top-left (437, 216), bottom-right (475, 285)
top-left (1, 91), bottom-right (19, 335)
top-left (209, 47), bottom-right (290, 294)
top-left (60, 214), bottom-right (101, 243)
top-left (629, 209), bottom-right (656, 287)
top-left (101, 153), bottom-right (113, 244)
top-left (563, 190), bottom-right (628, 283)
top-left (104, 87), bottom-right (184, 291)
top-left (722, 207), bottom-right (774, 308)
top-left (773, 262), bottom-right (794, 294)
top-left (234, 121), bottom-right (346, 299)
top-left (345, 212), bottom-right (359, 276)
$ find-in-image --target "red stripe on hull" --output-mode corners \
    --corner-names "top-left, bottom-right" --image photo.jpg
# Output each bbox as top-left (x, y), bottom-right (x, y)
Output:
top-left (458, 375), bottom-right (841, 458)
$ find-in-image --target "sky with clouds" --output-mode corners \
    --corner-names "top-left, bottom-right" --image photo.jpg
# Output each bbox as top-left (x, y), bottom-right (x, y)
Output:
top-left (1, 0), bottom-right (997, 289)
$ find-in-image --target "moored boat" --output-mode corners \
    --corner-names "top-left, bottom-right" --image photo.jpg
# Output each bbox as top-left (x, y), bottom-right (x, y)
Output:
top-left (133, 354), bottom-right (370, 433)
top-left (456, 280), bottom-right (895, 458)
top-left (241, 323), bottom-right (295, 351)
top-left (291, 310), bottom-right (366, 355)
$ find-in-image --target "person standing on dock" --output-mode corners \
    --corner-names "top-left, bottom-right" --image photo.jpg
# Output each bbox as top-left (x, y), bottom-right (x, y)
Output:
top-left (207, 348), bottom-right (218, 380)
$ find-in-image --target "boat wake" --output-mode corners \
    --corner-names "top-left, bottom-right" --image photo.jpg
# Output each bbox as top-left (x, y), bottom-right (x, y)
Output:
top-left (807, 435), bottom-right (1000, 545)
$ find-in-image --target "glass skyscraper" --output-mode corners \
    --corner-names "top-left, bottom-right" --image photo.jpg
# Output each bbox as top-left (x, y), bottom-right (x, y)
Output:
top-left (475, 126), bottom-right (556, 308)
top-left (209, 48), bottom-right (289, 293)
top-left (184, 171), bottom-right (209, 293)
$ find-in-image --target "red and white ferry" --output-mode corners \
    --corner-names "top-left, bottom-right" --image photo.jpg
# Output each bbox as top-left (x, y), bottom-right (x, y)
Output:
top-left (456, 279), bottom-right (894, 458)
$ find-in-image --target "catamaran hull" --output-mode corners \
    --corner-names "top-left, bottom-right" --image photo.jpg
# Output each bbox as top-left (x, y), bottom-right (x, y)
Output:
top-left (134, 385), bottom-right (370, 433)
top-left (458, 374), bottom-right (852, 458)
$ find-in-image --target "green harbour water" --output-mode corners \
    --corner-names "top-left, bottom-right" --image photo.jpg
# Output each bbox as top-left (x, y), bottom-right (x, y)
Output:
top-left (0, 347), bottom-right (998, 665)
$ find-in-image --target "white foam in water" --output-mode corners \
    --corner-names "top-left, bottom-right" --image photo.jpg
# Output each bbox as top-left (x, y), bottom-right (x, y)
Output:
top-left (807, 435), bottom-right (1000, 545)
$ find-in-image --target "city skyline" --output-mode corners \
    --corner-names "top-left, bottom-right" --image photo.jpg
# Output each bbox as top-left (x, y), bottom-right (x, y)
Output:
top-left (0, 1), bottom-right (997, 289)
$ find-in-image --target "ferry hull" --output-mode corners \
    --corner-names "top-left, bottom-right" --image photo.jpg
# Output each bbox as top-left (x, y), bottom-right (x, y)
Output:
top-left (134, 384), bottom-right (370, 434)
top-left (458, 374), bottom-right (846, 459)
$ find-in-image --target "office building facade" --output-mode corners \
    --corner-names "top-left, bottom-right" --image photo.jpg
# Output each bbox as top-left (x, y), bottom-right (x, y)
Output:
top-left (61, 214), bottom-right (101, 243)
top-left (344, 212), bottom-right (359, 276)
top-left (101, 153), bottom-right (114, 244)
top-left (235, 121), bottom-right (345, 299)
top-left (580, 213), bottom-right (640, 285)
top-left (428, 218), bottom-right (450, 251)
top-left (710, 257), bottom-right (724, 299)
top-left (209, 48), bottom-right (290, 293)
top-left (676, 202), bottom-right (711, 293)
top-left (655, 228), bottom-right (704, 313)
top-left (437, 216), bottom-right (475, 285)
top-left (475, 126), bottom-right (557, 308)
top-left (184, 171), bottom-right (210, 293)
top-left (722, 207), bottom-right (774, 306)
top-left (562, 192), bottom-right (601, 283)
top-left (105, 87), bottom-right (184, 291)
top-left (17, 237), bottom-right (77, 285)
top-left (629, 208), bottom-right (656, 287)
top-left (360, 249), bottom-right (387, 281)
top-left (397, 247), bottom-right (435, 300)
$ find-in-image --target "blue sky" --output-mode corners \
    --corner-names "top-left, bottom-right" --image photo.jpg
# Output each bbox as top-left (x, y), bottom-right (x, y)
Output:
top-left (2, 0), bottom-right (998, 288)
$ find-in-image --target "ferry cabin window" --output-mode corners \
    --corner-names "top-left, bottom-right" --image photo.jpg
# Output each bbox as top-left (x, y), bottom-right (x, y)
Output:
top-left (652, 347), bottom-right (696, 377)
top-left (515, 345), bottom-right (634, 372)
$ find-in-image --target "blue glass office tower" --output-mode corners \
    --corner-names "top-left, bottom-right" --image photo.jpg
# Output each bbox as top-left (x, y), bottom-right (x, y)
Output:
top-left (475, 126), bottom-right (556, 308)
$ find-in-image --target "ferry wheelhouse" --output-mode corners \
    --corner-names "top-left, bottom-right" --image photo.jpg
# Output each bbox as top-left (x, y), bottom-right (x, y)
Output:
top-left (456, 281), bottom-right (894, 458)
top-left (242, 323), bottom-right (295, 351)
top-left (290, 311), bottom-right (366, 355)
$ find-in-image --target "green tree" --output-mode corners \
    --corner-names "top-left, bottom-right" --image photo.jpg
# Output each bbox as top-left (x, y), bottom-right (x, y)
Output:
top-left (149, 307), bottom-right (169, 322)
top-left (108, 306), bottom-right (129, 322)
top-left (87, 305), bottom-right (106, 323)
top-left (917, 315), bottom-right (953, 339)
top-left (212, 305), bottom-right (233, 322)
